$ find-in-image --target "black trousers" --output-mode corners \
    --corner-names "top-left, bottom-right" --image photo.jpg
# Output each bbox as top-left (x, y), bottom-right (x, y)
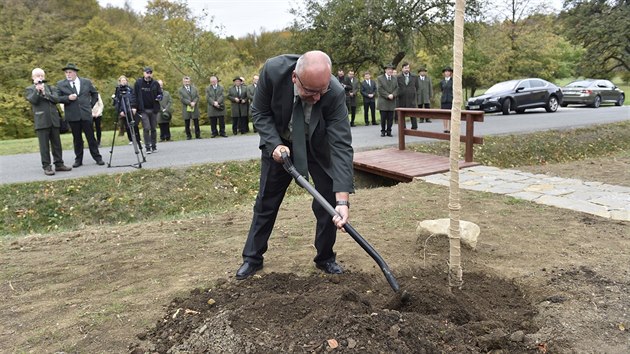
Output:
top-left (210, 116), bottom-right (226, 136)
top-left (380, 110), bottom-right (394, 133)
top-left (92, 115), bottom-right (102, 145)
top-left (364, 101), bottom-right (376, 124)
top-left (159, 122), bottom-right (171, 141)
top-left (347, 103), bottom-right (356, 124)
top-left (69, 120), bottom-right (102, 163)
top-left (418, 103), bottom-right (431, 122)
top-left (233, 116), bottom-right (249, 134)
top-left (36, 126), bottom-right (64, 169)
top-left (241, 145), bottom-right (337, 266)
top-left (185, 118), bottom-right (200, 138)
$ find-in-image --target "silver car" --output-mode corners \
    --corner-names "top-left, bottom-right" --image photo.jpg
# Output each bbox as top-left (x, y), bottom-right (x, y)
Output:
top-left (561, 79), bottom-right (625, 108)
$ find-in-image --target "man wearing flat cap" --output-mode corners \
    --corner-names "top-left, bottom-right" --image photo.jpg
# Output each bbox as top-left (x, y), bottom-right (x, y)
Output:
top-left (56, 63), bottom-right (104, 167)
top-left (439, 66), bottom-right (453, 133)
top-left (376, 63), bottom-right (398, 137)
top-left (134, 66), bottom-right (163, 152)
top-left (229, 76), bottom-right (249, 135)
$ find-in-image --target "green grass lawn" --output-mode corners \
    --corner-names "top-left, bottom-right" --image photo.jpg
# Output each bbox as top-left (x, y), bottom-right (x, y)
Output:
top-left (1, 121), bottom-right (628, 236)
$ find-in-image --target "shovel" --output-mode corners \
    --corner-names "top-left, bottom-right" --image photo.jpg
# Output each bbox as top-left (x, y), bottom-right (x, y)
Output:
top-left (280, 150), bottom-right (403, 294)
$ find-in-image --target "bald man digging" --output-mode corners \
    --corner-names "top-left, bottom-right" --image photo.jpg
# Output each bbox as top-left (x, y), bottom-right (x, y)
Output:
top-left (236, 51), bottom-right (354, 279)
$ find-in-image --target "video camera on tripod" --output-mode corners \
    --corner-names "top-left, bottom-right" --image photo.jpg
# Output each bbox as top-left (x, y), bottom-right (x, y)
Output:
top-left (107, 84), bottom-right (145, 168)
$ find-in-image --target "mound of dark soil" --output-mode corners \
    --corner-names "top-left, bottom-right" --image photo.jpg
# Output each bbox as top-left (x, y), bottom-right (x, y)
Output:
top-left (131, 268), bottom-right (539, 353)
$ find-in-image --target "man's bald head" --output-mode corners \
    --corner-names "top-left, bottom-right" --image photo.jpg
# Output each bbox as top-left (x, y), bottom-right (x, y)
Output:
top-left (293, 51), bottom-right (332, 104)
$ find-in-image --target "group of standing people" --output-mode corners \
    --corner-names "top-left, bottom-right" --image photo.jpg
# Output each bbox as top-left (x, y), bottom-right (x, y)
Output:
top-left (336, 64), bottom-right (454, 137)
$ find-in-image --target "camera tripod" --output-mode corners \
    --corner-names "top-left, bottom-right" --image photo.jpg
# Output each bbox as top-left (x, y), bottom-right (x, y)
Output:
top-left (107, 90), bottom-right (145, 168)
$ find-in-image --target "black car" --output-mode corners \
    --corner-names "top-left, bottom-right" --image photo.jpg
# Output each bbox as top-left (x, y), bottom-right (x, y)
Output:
top-left (466, 78), bottom-right (563, 115)
top-left (561, 79), bottom-right (625, 108)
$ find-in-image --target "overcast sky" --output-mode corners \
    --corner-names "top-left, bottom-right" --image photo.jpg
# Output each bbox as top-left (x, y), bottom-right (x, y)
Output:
top-left (97, 0), bottom-right (564, 39)
top-left (97, 0), bottom-right (302, 38)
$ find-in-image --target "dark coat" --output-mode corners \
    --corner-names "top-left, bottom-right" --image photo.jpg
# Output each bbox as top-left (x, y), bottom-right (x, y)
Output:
top-left (113, 85), bottom-right (136, 116)
top-left (25, 84), bottom-right (61, 130)
top-left (440, 78), bottom-right (453, 107)
top-left (417, 75), bottom-right (433, 105)
top-left (252, 54), bottom-right (354, 193)
top-left (376, 74), bottom-right (398, 111)
top-left (133, 78), bottom-right (162, 113)
top-left (157, 90), bottom-right (173, 124)
top-left (344, 76), bottom-right (360, 107)
top-left (205, 84), bottom-right (225, 117)
top-left (360, 79), bottom-right (377, 104)
top-left (396, 73), bottom-right (419, 108)
top-left (56, 77), bottom-right (99, 122)
top-left (228, 85), bottom-right (249, 117)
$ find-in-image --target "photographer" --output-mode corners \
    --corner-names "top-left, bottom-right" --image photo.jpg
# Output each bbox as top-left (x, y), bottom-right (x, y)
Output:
top-left (113, 75), bottom-right (140, 145)
top-left (133, 67), bottom-right (162, 154)
top-left (25, 68), bottom-right (72, 175)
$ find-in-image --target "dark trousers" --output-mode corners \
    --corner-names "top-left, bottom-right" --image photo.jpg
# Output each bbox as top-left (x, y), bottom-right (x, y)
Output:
top-left (347, 103), bottom-right (356, 125)
top-left (93, 115), bottom-right (102, 145)
top-left (364, 101), bottom-right (376, 124)
top-left (380, 110), bottom-right (394, 134)
top-left (233, 116), bottom-right (249, 134)
top-left (140, 109), bottom-right (158, 149)
top-left (125, 116), bottom-right (141, 143)
top-left (242, 145), bottom-right (337, 266)
top-left (418, 103), bottom-right (431, 122)
top-left (185, 118), bottom-right (200, 139)
top-left (36, 127), bottom-right (64, 169)
top-left (210, 116), bottom-right (226, 136)
top-left (69, 120), bottom-right (102, 163)
top-left (159, 122), bottom-right (171, 141)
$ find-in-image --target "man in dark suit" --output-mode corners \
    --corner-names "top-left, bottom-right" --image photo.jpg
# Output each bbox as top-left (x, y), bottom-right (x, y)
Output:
top-left (376, 64), bottom-right (398, 137)
top-left (26, 68), bottom-right (72, 175)
top-left (396, 62), bottom-right (420, 129)
top-left (417, 67), bottom-right (433, 123)
top-left (228, 77), bottom-right (249, 135)
top-left (179, 76), bottom-right (201, 140)
top-left (440, 66), bottom-right (454, 133)
top-left (56, 63), bottom-right (103, 167)
top-left (206, 75), bottom-right (227, 138)
top-left (344, 70), bottom-right (360, 126)
top-left (360, 71), bottom-right (377, 125)
top-left (236, 51), bottom-right (354, 280)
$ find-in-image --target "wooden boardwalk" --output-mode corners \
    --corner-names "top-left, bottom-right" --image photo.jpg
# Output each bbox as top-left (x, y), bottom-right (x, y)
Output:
top-left (353, 148), bottom-right (480, 182)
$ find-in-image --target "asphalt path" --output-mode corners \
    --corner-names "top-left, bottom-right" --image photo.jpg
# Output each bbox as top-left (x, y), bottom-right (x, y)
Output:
top-left (1, 106), bottom-right (628, 185)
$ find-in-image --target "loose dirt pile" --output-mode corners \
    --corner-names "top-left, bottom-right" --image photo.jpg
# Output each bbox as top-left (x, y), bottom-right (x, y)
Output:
top-left (131, 269), bottom-right (539, 353)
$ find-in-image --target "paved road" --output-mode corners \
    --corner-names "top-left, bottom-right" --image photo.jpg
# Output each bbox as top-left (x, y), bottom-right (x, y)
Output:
top-left (1, 106), bottom-right (628, 185)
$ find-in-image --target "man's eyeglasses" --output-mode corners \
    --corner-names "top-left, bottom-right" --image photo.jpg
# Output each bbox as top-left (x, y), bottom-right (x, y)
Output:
top-left (295, 73), bottom-right (330, 97)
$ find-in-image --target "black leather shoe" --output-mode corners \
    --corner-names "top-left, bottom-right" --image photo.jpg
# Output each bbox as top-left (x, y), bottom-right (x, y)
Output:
top-left (316, 261), bottom-right (343, 274)
top-left (380, 132), bottom-right (386, 137)
top-left (236, 262), bottom-right (263, 280)
top-left (96, 159), bottom-right (105, 166)
top-left (72, 161), bottom-right (82, 168)
top-left (386, 133), bottom-right (393, 137)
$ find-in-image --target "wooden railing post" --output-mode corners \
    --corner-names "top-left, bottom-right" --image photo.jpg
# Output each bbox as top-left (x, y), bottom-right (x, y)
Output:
top-left (398, 110), bottom-right (406, 150)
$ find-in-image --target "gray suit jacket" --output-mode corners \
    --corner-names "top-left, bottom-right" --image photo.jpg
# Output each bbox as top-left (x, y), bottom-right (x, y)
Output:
top-left (25, 84), bottom-right (61, 130)
top-left (228, 85), bottom-right (249, 117)
top-left (56, 78), bottom-right (98, 122)
top-left (205, 84), bottom-right (225, 117)
top-left (344, 77), bottom-right (360, 107)
top-left (376, 74), bottom-right (398, 111)
top-left (252, 54), bottom-right (354, 193)
top-left (179, 85), bottom-right (200, 120)
top-left (417, 75), bottom-right (433, 105)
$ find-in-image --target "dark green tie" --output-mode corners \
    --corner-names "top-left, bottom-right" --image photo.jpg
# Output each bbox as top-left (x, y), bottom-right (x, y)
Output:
top-left (292, 98), bottom-right (308, 180)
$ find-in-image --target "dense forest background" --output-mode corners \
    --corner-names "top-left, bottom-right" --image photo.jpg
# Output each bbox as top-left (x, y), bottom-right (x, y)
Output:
top-left (1, 0), bottom-right (628, 139)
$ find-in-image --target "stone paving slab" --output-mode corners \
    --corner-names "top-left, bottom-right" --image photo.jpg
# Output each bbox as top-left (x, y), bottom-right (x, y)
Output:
top-left (418, 166), bottom-right (630, 222)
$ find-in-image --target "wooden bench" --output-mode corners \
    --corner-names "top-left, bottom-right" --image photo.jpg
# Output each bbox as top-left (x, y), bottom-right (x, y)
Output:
top-left (352, 109), bottom-right (484, 182)
top-left (395, 108), bottom-right (484, 162)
